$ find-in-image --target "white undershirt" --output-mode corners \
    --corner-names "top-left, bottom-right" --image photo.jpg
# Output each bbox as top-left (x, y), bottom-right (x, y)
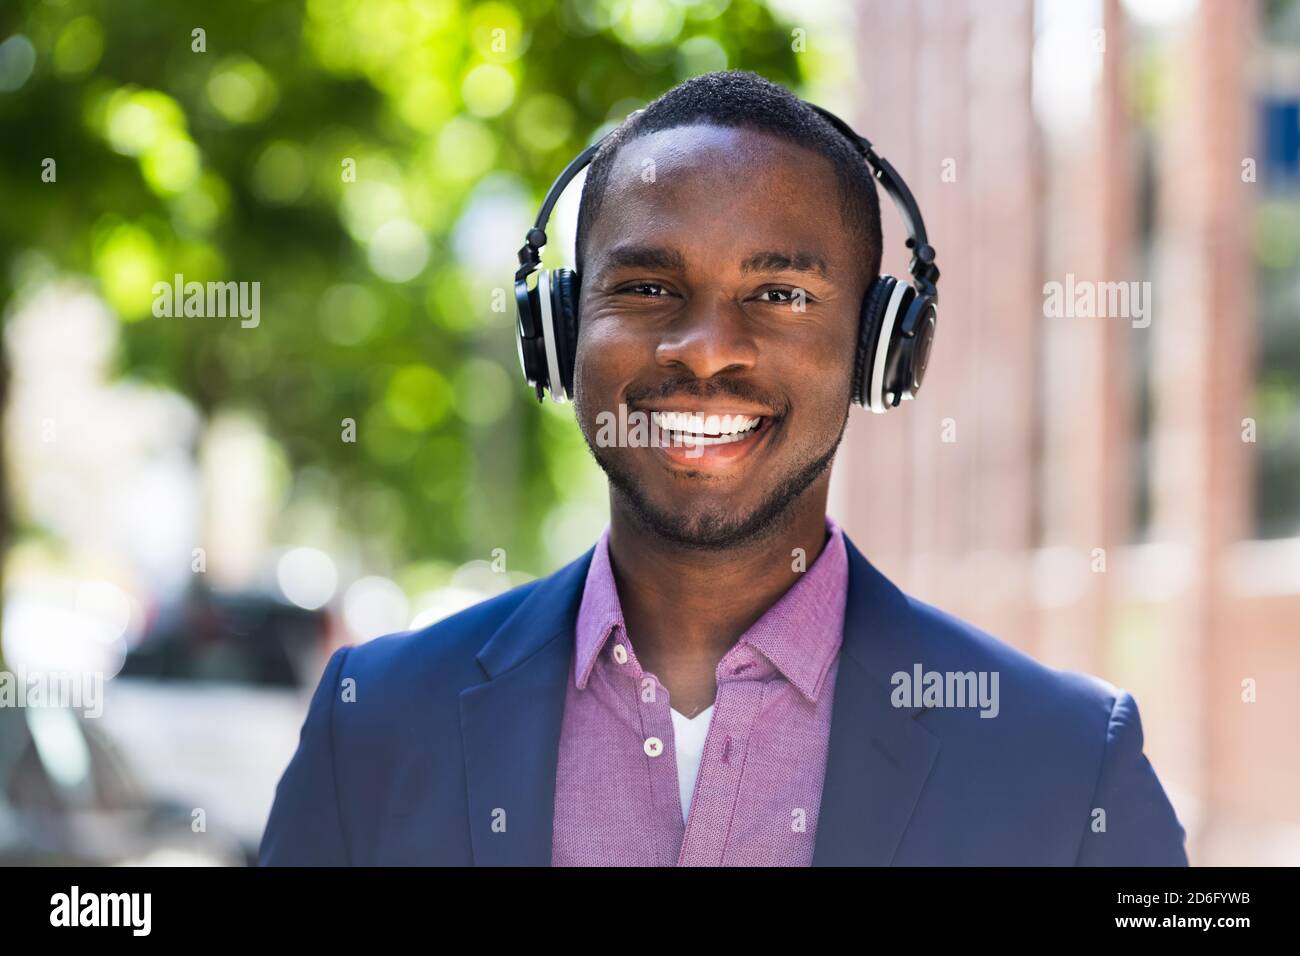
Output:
top-left (670, 704), bottom-right (715, 824)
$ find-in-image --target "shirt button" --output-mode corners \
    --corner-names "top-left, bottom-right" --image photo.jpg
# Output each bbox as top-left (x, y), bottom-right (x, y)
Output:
top-left (612, 643), bottom-right (628, 664)
top-left (643, 736), bottom-right (663, 757)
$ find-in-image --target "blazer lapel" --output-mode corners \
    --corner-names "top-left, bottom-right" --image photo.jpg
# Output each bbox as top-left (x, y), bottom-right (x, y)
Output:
top-left (459, 546), bottom-right (593, 866)
top-left (813, 535), bottom-right (941, 865)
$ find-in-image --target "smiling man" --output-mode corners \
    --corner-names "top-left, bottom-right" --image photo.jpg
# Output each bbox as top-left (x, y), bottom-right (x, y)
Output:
top-left (260, 71), bottom-right (1188, 866)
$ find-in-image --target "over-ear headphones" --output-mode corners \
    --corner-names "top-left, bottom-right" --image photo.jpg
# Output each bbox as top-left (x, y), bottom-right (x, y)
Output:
top-left (513, 102), bottom-right (940, 412)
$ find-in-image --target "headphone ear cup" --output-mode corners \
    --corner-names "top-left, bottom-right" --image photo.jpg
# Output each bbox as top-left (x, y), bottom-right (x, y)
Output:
top-left (551, 267), bottom-right (579, 400)
top-left (890, 291), bottom-right (938, 403)
top-left (854, 276), bottom-right (897, 407)
top-left (514, 274), bottom-right (547, 401)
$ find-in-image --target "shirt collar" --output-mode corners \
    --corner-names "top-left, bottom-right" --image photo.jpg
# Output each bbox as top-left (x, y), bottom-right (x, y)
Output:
top-left (573, 525), bottom-right (624, 691)
top-left (573, 516), bottom-right (849, 703)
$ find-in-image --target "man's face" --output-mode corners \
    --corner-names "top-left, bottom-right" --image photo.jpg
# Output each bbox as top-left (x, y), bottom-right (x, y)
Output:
top-left (573, 124), bottom-right (868, 550)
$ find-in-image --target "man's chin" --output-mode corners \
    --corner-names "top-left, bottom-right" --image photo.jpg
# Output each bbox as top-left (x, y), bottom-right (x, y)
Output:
top-left (603, 465), bottom-right (790, 551)
top-left (622, 496), bottom-right (781, 551)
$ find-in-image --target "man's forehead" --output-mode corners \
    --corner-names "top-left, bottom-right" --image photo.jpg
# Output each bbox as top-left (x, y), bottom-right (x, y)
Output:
top-left (605, 122), bottom-right (829, 185)
top-left (590, 125), bottom-right (846, 264)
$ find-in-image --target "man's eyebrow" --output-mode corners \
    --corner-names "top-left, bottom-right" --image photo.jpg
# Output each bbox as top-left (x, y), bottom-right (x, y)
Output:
top-left (598, 244), bottom-right (686, 274)
top-left (740, 250), bottom-right (830, 278)
top-left (593, 245), bottom-right (830, 280)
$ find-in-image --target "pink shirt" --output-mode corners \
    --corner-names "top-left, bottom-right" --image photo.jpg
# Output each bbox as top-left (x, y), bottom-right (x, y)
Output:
top-left (551, 516), bottom-right (849, 866)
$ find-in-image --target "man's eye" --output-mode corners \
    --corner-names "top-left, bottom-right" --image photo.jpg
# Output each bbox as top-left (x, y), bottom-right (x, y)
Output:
top-left (621, 282), bottom-right (669, 297)
top-left (758, 288), bottom-right (799, 303)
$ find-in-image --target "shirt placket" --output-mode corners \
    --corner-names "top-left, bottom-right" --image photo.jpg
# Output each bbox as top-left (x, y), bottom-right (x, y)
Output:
top-left (605, 624), bottom-right (686, 865)
top-left (676, 644), bottom-right (769, 867)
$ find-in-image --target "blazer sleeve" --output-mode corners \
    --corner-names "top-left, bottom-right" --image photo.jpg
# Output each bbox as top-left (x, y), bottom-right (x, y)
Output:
top-left (258, 645), bottom-right (353, 866)
top-left (1074, 690), bottom-right (1189, 866)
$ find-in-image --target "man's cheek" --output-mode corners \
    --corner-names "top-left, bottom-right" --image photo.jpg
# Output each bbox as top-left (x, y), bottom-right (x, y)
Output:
top-left (573, 365), bottom-right (624, 450)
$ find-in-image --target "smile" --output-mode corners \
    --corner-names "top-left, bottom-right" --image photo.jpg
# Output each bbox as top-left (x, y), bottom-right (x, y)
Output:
top-left (640, 408), bottom-right (778, 470)
top-left (649, 411), bottom-right (764, 445)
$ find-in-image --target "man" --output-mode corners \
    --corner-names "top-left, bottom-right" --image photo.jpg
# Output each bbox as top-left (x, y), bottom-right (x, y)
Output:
top-left (260, 71), bottom-right (1188, 866)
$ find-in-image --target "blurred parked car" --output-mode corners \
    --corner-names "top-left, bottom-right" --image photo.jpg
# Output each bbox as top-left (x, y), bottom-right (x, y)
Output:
top-left (120, 585), bottom-right (329, 688)
top-left (93, 585), bottom-right (334, 862)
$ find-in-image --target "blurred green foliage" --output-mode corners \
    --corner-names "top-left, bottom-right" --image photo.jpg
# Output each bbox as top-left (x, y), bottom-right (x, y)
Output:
top-left (0, 0), bottom-right (808, 573)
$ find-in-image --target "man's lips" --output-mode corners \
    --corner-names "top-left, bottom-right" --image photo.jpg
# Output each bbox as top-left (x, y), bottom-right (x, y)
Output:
top-left (639, 409), bottom-right (779, 470)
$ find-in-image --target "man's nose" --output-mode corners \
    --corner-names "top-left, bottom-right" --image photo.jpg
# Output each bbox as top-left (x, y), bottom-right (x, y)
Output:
top-left (654, 295), bottom-right (758, 379)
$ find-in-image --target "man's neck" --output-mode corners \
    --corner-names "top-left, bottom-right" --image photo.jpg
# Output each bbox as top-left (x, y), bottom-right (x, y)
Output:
top-left (604, 483), bottom-right (832, 715)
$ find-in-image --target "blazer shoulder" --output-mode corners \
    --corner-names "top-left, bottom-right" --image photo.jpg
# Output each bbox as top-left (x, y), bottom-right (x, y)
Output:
top-left (890, 590), bottom-right (1130, 769)
top-left (904, 592), bottom-right (1122, 709)
top-left (885, 589), bottom-right (1185, 864)
top-left (844, 537), bottom-right (1118, 728)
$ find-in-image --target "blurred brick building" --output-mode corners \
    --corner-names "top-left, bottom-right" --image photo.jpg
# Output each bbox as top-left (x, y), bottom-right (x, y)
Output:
top-left (832, 0), bottom-right (1300, 865)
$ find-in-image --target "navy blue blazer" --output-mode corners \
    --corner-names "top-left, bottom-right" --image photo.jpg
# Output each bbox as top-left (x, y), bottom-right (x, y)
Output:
top-left (259, 533), bottom-right (1188, 866)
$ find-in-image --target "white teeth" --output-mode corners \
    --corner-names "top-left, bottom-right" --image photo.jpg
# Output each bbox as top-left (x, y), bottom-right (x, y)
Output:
top-left (678, 431), bottom-right (749, 446)
top-left (650, 411), bottom-right (761, 437)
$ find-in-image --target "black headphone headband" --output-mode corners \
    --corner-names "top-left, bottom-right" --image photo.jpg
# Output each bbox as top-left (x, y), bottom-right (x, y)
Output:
top-left (515, 102), bottom-right (940, 296)
top-left (513, 139), bottom-right (602, 282)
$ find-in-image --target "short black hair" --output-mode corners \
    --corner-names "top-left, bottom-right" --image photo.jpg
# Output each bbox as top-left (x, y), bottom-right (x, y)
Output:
top-left (573, 70), bottom-right (882, 289)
